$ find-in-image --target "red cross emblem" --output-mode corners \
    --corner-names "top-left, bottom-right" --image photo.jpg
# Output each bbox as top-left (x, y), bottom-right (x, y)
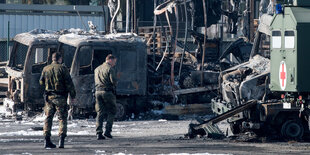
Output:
top-left (279, 61), bottom-right (286, 90)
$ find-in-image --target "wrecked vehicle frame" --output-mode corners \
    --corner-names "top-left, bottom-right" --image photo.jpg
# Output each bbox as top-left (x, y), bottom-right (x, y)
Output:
top-left (4, 29), bottom-right (59, 116)
top-left (4, 30), bottom-right (148, 119)
top-left (57, 32), bottom-right (148, 118)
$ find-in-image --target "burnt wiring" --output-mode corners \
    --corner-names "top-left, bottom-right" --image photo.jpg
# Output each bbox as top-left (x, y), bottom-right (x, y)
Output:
top-left (110, 0), bottom-right (120, 33)
top-left (178, 0), bottom-right (189, 78)
top-left (156, 11), bottom-right (170, 71)
top-left (155, 0), bottom-right (174, 71)
top-left (200, 0), bottom-right (208, 86)
top-left (152, 0), bottom-right (158, 67)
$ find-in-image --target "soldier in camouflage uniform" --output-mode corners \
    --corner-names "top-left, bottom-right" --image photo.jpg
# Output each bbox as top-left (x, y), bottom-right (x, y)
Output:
top-left (95, 54), bottom-right (117, 140)
top-left (40, 52), bottom-right (76, 148)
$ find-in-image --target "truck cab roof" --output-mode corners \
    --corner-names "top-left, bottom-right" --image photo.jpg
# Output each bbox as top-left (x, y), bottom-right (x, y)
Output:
top-left (58, 32), bottom-right (145, 47)
top-left (13, 29), bottom-right (59, 46)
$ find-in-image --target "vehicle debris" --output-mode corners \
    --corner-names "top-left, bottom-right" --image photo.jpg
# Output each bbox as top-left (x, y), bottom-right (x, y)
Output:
top-left (186, 0), bottom-right (310, 142)
top-left (3, 29), bottom-right (60, 118)
top-left (1, 0), bottom-right (260, 120)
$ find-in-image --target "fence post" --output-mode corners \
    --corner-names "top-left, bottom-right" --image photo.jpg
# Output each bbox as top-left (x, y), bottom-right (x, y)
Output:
top-left (7, 21), bottom-right (10, 61)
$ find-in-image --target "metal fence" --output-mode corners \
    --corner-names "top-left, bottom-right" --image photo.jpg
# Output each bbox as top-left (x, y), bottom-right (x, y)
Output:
top-left (0, 4), bottom-right (106, 40)
top-left (0, 41), bottom-right (52, 63)
top-left (0, 41), bottom-right (13, 61)
top-left (0, 4), bottom-right (106, 61)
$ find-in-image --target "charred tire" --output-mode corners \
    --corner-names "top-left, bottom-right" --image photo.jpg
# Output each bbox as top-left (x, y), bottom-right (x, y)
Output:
top-left (115, 101), bottom-right (127, 121)
top-left (281, 120), bottom-right (304, 140)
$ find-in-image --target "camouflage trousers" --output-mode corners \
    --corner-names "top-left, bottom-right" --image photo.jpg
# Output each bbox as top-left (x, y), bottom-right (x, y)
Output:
top-left (95, 91), bottom-right (116, 135)
top-left (43, 95), bottom-right (68, 137)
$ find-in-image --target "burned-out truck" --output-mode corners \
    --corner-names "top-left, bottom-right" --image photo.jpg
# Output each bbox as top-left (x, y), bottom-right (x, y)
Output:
top-left (4, 29), bottom-right (59, 117)
top-left (58, 32), bottom-right (147, 118)
top-left (3, 29), bottom-right (148, 118)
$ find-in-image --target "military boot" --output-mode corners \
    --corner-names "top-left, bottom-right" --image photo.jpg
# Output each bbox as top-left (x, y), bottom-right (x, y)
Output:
top-left (104, 132), bottom-right (113, 139)
top-left (97, 133), bottom-right (105, 140)
top-left (44, 136), bottom-right (56, 148)
top-left (58, 136), bottom-right (65, 148)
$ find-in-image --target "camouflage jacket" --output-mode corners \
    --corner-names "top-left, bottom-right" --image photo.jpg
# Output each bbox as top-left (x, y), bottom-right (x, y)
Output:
top-left (39, 61), bottom-right (76, 98)
top-left (94, 62), bottom-right (117, 91)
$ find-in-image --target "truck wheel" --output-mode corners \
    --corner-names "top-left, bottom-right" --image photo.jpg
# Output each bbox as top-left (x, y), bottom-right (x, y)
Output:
top-left (281, 120), bottom-right (304, 140)
top-left (115, 102), bottom-right (126, 121)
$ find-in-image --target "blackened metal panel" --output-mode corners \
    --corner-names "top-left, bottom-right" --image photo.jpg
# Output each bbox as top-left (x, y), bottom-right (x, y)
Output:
top-left (115, 41), bottom-right (147, 96)
top-left (72, 74), bottom-right (94, 109)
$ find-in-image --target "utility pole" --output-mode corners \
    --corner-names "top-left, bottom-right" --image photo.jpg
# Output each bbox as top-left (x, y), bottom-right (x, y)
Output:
top-left (7, 21), bottom-right (10, 61)
top-left (126, 0), bottom-right (130, 33)
top-left (201, 0), bottom-right (208, 85)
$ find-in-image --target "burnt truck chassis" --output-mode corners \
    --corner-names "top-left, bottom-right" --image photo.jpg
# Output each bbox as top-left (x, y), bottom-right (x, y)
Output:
top-left (210, 97), bottom-right (310, 140)
top-left (187, 58), bottom-right (310, 140)
top-left (3, 30), bottom-right (151, 119)
top-left (58, 32), bottom-right (148, 119)
top-left (3, 29), bottom-right (212, 119)
top-left (191, 55), bottom-right (310, 140)
top-left (3, 25), bottom-right (256, 119)
top-left (4, 30), bottom-right (59, 117)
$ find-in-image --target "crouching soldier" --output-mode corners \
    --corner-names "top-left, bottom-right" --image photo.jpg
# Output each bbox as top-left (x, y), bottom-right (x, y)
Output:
top-left (40, 52), bottom-right (76, 148)
top-left (95, 54), bottom-right (117, 140)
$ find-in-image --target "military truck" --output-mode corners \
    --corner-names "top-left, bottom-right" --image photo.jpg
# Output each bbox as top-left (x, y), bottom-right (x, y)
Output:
top-left (4, 29), bottom-right (59, 116)
top-left (58, 32), bottom-right (147, 118)
top-left (3, 28), bottom-right (148, 119)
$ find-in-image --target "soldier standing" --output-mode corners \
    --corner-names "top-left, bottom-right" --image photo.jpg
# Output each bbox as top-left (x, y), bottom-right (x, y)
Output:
top-left (40, 52), bottom-right (76, 148)
top-left (94, 54), bottom-right (117, 140)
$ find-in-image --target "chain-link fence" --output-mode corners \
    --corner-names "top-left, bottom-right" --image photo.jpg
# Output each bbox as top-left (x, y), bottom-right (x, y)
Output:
top-left (0, 41), bottom-right (14, 62)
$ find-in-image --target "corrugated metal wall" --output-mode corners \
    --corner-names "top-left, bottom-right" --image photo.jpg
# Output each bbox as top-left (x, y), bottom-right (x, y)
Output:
top-left (0, 14), bottom-right (104, 39)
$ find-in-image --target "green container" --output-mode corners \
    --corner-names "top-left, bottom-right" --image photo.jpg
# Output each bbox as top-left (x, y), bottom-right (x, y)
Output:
top-left (270, 6), bottom-right (310, 92)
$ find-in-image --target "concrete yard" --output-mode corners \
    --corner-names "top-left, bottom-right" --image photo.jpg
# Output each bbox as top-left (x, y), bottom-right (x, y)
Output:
top-left (0, 116), bottom-right (310, 155)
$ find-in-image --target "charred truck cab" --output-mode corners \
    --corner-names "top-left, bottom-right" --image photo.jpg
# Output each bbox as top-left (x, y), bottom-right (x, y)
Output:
top-left (58, 32), bottom-right (147, 118)
top-left (4, 29), bottom-right (59, 116)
